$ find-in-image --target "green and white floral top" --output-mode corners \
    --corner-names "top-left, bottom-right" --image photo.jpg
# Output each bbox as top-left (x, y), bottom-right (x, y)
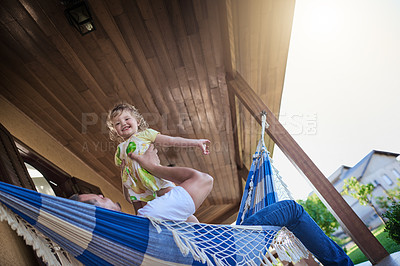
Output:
top-left (115, 128), bottom-right (175, 202)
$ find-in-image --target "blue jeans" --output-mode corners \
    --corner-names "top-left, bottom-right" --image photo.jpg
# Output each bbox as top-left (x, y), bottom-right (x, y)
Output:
top-left (242, 200), bottom-right (353, 266)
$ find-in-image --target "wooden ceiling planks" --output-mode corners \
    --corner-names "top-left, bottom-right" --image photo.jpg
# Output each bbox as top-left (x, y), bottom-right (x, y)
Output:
top-left (135, 1), bottom-right (205, 184)
top-left (0, 0), bottom-right (295, 223)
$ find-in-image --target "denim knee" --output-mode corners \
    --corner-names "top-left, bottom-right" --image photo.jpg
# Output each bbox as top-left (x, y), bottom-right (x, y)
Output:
top-left (241, 200), bottom-right (302, 227)
top-left (278, 200), bottom-right (304, 217)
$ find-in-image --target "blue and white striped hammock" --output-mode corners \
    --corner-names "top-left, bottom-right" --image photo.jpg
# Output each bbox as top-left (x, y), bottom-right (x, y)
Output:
top-left (0, 181), bottom-right (307, 266)
top-left (236, 113), bottom-right (293, 225)
top-left (0, 114), bottom-right (307, 265)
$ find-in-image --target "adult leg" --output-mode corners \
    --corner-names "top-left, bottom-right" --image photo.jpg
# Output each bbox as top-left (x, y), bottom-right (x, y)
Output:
top-left (242, 200), bottom-right (353, 266)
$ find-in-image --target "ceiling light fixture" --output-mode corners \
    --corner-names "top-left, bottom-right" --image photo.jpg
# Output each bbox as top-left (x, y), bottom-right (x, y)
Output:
top-left (64, 1), bottom-right (95, 35)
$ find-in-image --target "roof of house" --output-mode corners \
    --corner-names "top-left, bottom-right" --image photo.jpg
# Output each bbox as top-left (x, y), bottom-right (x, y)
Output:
top-left (332, 150), bottom-right (399, 182)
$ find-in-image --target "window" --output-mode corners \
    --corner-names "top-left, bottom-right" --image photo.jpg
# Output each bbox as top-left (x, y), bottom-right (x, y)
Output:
top-left (393, 169), bottom-right (400, 178)
top-left (15, 140), bottom-right (102, 197)
top-left (372, 180), bottom-right (380, 187)
top-left (25, 163), bottom-right (56, 196)
top-left (382, 174), bottom-right (393, 186)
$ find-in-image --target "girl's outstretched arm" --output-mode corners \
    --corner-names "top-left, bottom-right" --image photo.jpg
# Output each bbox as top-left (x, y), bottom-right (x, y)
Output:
top-left (154, 134), bottom-right (210, 154)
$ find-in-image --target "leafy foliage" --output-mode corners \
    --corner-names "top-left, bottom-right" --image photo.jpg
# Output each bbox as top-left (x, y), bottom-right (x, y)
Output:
top-left (342, 176), bottom-right (374, 206)
top-left (383, 202), bottom-right (400, 245)
top-left (342, 176), bottom-right (385, 223)
top-left (297, 194), bottom-right (339, 237)
top-left (375, 178), bottom-right (400, 210)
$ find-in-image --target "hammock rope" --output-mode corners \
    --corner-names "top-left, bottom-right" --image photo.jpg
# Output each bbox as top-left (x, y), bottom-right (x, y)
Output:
top-left (236, 112), bottom-right (292, 225)
top-left (147, 216), bottom-right (308, 266)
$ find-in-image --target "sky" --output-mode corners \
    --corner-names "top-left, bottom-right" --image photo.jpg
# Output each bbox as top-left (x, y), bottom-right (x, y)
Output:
top-left (272, 0), bottom-right (400, 200)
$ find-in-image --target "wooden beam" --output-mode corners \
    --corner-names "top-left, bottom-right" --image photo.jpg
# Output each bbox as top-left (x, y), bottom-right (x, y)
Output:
top-left (227, 73), bottom-right (389, 264)
top-left (216, 0), bottom-right (236, 77)
top-left (228, 84), bottom-right (247, 206)
top-left (228, 87), bottom-right (242, 167)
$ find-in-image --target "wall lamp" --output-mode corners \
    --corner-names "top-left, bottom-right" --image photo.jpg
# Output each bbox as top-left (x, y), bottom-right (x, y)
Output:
top-left (64, 1), bottom-right (95, 35)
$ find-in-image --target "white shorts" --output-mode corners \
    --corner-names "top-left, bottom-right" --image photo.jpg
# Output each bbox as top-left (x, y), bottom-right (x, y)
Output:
top-left (137, 186), bottom-right (195, 221)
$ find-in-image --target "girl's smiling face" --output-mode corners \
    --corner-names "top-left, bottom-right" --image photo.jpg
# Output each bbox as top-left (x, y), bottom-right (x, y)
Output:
top-left (112, 110), bottom-right (138, 140)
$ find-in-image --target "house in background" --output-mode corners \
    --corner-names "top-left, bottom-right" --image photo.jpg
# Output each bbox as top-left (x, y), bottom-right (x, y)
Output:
top-left (328, 150), bottom-right (400, 237)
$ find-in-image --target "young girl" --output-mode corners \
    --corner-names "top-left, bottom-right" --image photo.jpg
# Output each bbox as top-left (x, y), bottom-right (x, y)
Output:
top-left (107, 103), bottom-right (210, 215)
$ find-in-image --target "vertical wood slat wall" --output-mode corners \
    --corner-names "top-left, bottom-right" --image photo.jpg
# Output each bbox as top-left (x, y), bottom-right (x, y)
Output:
top-left (231, 0), bottom-right (295, 167)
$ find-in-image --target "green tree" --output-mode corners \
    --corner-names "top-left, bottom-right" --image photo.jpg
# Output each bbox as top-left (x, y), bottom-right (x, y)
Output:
top-left (342, 176), bottom-right (385, 224)
top-left (383, 201), bottom-right (400, 245)
top-left (297, 194), bottom-right (339, 237)
top-left (375, 178), bottom-right (400, 210)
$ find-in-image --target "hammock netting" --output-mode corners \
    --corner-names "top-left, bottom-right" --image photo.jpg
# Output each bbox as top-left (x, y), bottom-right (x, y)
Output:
top-left (0, 114), bottom-right (309, 265)
top-left (236, 140), bottom-right (293, 225)
top-left (0, 182), bottom-right (307, 266)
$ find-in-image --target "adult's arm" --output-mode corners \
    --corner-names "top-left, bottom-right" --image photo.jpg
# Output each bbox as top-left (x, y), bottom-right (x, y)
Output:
top-left (129, 145), bottom-right (213, 210)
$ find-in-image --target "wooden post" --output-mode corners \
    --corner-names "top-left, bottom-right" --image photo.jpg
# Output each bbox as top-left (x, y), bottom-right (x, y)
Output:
top-left (227, 74), bottom-right (389, 264)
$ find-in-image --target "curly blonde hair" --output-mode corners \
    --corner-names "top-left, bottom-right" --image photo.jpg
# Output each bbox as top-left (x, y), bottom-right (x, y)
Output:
top-left (106, 103), bottom-right (148, 142)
